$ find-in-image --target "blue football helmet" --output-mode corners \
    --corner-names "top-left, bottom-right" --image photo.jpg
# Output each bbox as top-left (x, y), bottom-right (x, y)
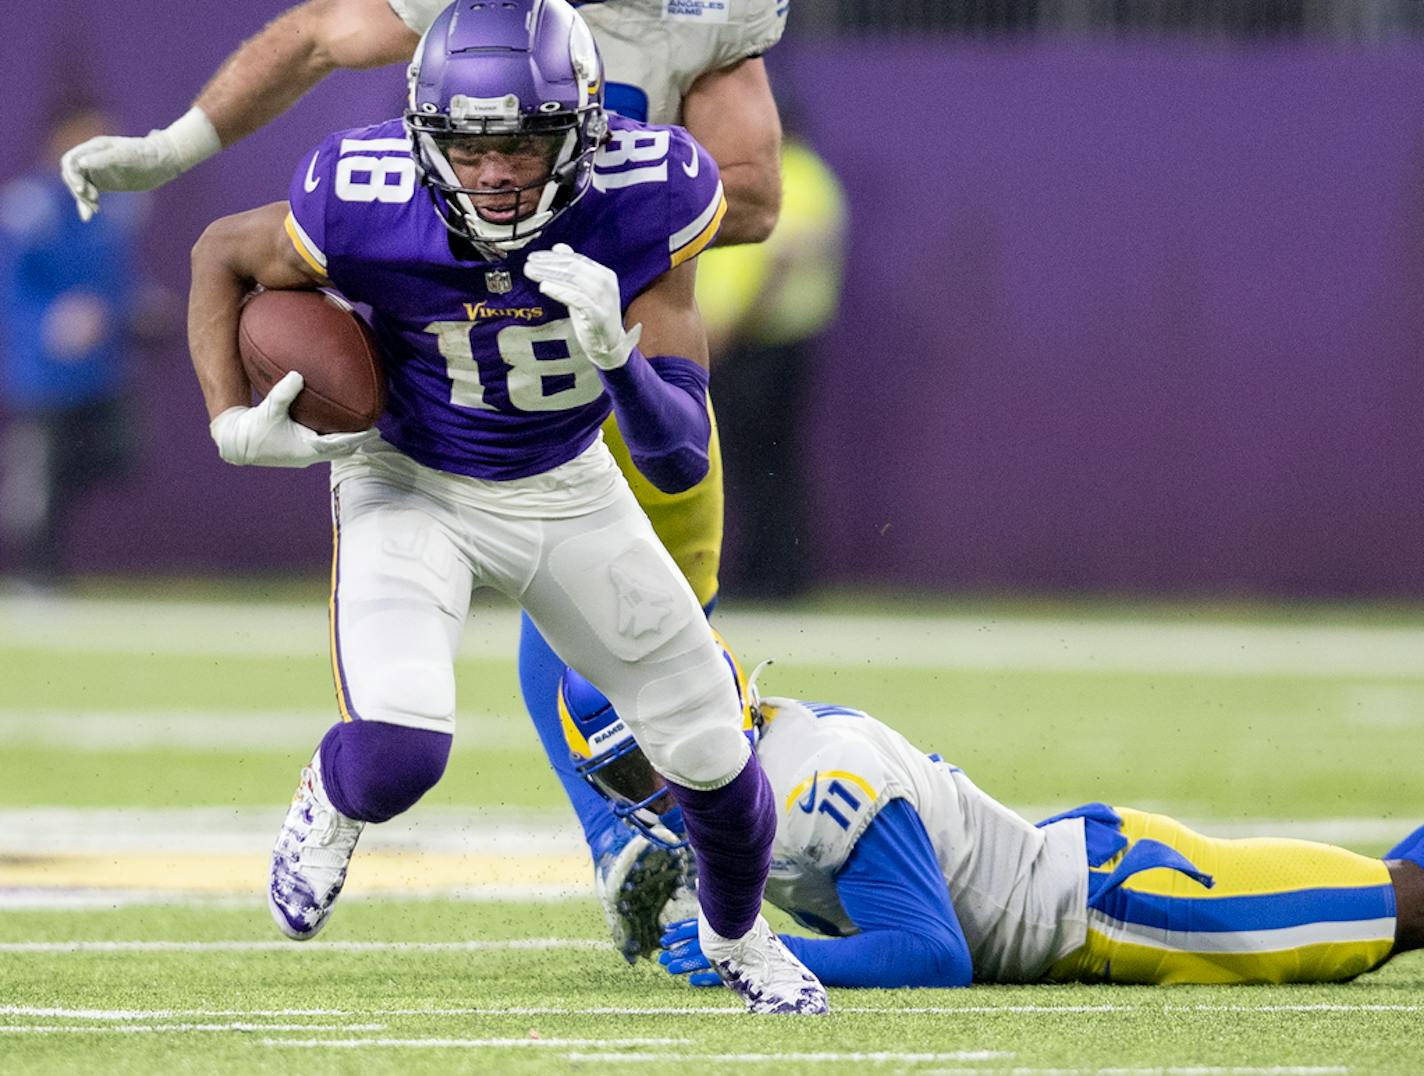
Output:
top-left (559, 634), bottom-right (759, 851)
top-left (404, 0), bottom-right (607, 253)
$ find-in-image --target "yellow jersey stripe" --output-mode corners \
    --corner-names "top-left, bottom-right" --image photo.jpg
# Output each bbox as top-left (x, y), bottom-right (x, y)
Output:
top-left (783, 770), bottom-right (878, 813)
top-left (328, 490), bottom-right (354, 723)
top-left (284, 211), bottom-right (329, 277)
top-left (669, 185), bottom-right (727, 269)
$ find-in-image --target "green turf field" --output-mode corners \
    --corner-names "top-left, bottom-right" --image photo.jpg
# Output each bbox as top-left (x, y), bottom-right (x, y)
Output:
top-left (3, 588), bottom-right (1423, 1073)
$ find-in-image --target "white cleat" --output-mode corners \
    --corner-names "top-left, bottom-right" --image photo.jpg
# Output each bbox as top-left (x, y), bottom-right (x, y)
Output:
top-left (268, 751), bottom-right (364, 940)
top-left (699, 913), bottom-right (830, 1015)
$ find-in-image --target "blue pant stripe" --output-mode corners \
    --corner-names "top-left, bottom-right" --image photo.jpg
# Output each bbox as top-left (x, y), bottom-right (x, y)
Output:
top-left (1092, 881), bottom-right (1396, 934)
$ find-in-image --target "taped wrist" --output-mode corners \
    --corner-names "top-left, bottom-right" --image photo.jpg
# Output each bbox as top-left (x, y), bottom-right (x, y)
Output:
top-left (599, 351), bottom-right (711, 494)
top-left (159, 107), bottom-right (222, 169)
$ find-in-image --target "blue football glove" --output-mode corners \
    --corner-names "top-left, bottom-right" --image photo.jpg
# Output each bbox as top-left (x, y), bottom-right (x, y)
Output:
top-left (657, 918), bottom-right (723, 988)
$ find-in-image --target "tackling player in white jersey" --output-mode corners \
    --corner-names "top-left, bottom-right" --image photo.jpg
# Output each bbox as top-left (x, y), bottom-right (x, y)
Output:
top-left (64, 0), bottom-right (788, 962)
top-left (561, 646), bottom-right (1424, 989)
top-left (61, 0), bottom-right (785, 244)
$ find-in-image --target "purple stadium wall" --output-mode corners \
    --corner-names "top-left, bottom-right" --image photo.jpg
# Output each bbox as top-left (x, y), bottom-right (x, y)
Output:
top-left (3, 7), bottom-right (1421, 595)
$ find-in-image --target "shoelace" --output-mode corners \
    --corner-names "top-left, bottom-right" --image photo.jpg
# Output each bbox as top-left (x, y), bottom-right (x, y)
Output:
top-left (298, 805), bottom-right (362, 874)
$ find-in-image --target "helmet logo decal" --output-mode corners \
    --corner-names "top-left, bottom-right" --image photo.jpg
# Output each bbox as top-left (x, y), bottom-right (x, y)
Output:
top-left (589, 719), bottom-right (631, 748)
top-left (449, 94), bottom-right (520, 122)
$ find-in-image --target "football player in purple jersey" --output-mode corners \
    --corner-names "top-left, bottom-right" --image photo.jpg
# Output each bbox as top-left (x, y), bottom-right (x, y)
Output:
top-left (66, 0), bottom-right (788, 962)
top-left (185, 0), bottom-right (826, 1016)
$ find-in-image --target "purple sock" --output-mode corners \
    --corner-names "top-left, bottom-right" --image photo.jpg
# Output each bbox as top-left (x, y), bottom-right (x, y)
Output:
top-left (317, 720), bottom-right (451, 824)
top-left (665, 754), bottom-right (775, 940)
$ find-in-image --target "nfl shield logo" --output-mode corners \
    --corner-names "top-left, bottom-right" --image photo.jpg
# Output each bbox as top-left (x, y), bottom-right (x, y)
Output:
top-left (485, 269), bottom-right (513, 294)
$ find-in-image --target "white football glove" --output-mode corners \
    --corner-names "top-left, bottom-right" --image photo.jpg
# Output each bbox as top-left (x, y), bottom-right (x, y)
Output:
top-left (209, 371), bottom-right (376, 469)
top-left (524, 243), bottom-right (641, 370)
top-left (61, 107), bottom-right (221, 222)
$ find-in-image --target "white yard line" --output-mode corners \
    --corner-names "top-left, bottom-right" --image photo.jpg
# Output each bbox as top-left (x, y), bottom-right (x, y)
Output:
top-left (0, 806), bottom-right (583, 855)
top-left (0, 886), bottom-right (588, 909)
top-left (0, 710), bottom-right (529, 750)
top-left (1166, 1004), bottom-right (1421, 1013)
top-left (260, 1036), bottom-right (686, 1048)
top-left (261, 1042), bottom-right (1008, 1060)
top-left (1092, 1070), bottom-right (1349, 1076)
top-left (9, 1002), bottom-right (1409, 1020)
top-left (0, 807), bottom-right (1408, 858)
top-left (0, 1004), bottom-right (1111, 1020)
top-left (0, 1023), bottom-right (386, 1034)
top-left (6, 596), bottom-right (1424, 679)
top-left (0, 939), bottom-right (602, 953)
top-left (561, 1053), bottom-right (1019, 1064)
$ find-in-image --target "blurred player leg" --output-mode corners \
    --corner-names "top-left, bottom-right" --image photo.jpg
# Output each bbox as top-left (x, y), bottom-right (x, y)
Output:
top-left (269, 472), bottom-right (471, 940)
top-left (516, 612), bottom-right (621, 854)
top-left (521, 612), bottom-right (693, 962)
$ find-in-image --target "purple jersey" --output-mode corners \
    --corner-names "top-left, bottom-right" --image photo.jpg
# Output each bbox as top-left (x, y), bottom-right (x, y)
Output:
top-left (284, 114), bottom-right (725, 480)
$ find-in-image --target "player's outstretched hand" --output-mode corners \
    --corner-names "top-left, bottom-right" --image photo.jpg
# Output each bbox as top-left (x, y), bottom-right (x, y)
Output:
top-left (657, 918), bottom-right (722, 988)
top-left (62, 134), bottom-right (181, 221)
top-left (525, 243), bottom-right (642, 370)
top-left (209, 371), bottom-right (377, 468)
top-left (61, 109), bottom-right (222, 221)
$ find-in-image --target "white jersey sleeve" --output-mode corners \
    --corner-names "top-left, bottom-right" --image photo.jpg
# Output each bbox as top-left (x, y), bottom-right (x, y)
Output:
top-left (581, 0), bottom-right (786, 124)
top-left (390, 1), bottom-right (787, 125)
top-left (386, 0), bottom-right (447, 34)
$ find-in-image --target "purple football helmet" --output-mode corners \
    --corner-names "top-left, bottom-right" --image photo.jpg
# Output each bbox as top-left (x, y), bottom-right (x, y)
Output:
top-left (404, 0), bottom-right (607, 254)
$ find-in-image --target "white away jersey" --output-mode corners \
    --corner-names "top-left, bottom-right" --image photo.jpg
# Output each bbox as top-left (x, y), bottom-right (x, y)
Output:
top-left (755, 697), bottom-right (1090, 983)
top-left (388, 0), bottom-right (786, 123)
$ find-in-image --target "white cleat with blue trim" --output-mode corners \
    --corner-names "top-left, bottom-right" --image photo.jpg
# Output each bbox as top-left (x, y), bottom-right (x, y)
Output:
top-left (594, 826), bottom-right (692, 963)
top-left (268, 752), bottom-right (365, 940)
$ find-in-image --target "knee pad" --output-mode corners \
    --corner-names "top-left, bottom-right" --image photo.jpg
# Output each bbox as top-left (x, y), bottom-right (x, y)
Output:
top-left (626, 651), bottom-right (750, 789)
top-left (318, 720), bottom-right (451, 823)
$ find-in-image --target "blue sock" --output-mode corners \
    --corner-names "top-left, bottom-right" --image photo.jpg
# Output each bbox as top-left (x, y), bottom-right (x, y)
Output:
top-left (517, 611), bottom-right (621, 858)
top-left (1385, 823), bottom-right (1424, 870)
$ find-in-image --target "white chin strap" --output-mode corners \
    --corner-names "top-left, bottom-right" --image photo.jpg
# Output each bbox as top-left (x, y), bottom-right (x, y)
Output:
top-left (419, 131), bottom-right (572, 253)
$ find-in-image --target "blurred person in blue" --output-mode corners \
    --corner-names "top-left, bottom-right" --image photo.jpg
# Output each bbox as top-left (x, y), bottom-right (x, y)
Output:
top-left (0, 100), bottom-right (148, 588)
top-left (561, 646), bottom-right (1424, 990)
top-left (694, 119), bottom-right (846, 598)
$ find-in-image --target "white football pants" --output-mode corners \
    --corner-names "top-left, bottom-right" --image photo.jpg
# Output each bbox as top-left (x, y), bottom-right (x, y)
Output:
top-left (326, 436), bottom-right (749, 790)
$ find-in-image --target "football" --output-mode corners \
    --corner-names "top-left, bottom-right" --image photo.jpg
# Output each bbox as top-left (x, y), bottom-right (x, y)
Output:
top-left (237, 289), bottom-right (387, 434)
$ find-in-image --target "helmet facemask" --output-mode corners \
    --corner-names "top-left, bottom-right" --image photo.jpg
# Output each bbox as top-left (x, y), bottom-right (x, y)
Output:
top-left (407, 100), bottom-right (604, 255)
top-left (573, 736), bottom-right (688, 851)
top-left (402, 0), bottom-right (609, 258)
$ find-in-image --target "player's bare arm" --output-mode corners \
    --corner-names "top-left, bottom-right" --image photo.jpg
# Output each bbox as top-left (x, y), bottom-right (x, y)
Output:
top-left (681, 58), bottom-right (782, 246)
top-left (196, 0), bottom-right (419, 148)
top-left (190, 201), bottom-right (373, 467)
top-left (188, 202), bottom-right (322, 419)
top-left (626, 258), bottom-right (710, 370)
top-left (61, 0), bottom-right (418, 221)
